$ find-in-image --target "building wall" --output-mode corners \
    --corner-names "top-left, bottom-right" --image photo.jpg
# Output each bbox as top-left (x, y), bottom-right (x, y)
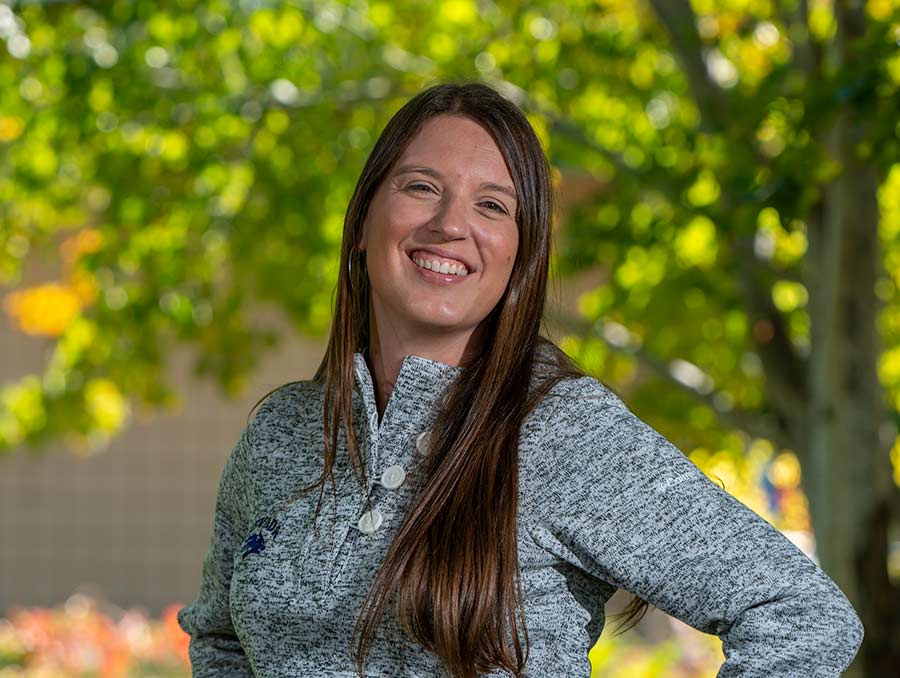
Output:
top-left (0, 270), bottom-right (327, 615)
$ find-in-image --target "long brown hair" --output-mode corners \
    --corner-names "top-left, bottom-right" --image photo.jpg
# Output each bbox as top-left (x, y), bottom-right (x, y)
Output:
top-left (248, 79), bottom-right (650, 677)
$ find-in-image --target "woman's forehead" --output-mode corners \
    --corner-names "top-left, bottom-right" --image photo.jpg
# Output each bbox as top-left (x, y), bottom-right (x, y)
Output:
top-left (395, 118), bottom-right (514, 185)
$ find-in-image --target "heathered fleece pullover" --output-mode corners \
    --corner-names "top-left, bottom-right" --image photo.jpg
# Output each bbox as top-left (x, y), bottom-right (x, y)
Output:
top-left (177, 348), bottom-right (864, 677)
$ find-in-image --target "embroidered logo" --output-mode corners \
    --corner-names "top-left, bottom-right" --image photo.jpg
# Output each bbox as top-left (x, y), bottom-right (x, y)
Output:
top-left (240, 515), bottom-right (280, 559)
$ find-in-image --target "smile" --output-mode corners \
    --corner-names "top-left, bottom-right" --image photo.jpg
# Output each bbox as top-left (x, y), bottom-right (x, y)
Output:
top-left (409, 251), bottom-right (470, 276)
top-left (406, 252), bottom-right (473, 285)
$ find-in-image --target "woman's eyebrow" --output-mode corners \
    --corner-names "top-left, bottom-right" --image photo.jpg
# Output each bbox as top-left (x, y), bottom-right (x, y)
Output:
top-left (394, 164), bottom-right (517, 201)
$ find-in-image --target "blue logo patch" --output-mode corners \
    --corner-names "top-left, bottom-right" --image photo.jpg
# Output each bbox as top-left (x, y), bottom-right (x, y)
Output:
top-left (240, 515), bottom-right (280, 559)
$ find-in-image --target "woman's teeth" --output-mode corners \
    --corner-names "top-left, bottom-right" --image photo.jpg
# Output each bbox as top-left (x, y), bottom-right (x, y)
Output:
top-left (411, 255), bottom-right (469, 276)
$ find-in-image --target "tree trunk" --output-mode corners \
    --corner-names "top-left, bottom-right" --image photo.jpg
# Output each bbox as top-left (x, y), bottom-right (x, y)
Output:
top-left (805, 104), bottom-right (900, 677)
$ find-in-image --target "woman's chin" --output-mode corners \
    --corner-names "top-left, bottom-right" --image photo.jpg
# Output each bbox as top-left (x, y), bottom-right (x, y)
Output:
top-left (407, 312), bottom-right (468, 332)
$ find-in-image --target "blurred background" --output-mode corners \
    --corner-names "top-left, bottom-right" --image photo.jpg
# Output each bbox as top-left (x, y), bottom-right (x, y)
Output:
top-left (1, 0), bottom-right (899, 676)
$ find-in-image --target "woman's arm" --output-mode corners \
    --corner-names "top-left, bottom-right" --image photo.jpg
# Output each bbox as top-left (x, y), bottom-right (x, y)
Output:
top-left (177, 423), bottom-right (255, 678)
top-left (534, 376), bottom-right (863, 677)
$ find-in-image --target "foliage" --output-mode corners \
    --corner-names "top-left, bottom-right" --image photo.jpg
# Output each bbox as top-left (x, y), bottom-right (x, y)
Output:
top-left (589, 617), bottom-right (725, 678)
top-left (1, 0), bottom-right (898, 463)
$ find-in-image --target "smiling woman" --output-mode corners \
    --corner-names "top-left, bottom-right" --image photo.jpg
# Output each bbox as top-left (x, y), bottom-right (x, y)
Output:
top-left (177, 80), bottom-right (863, 678)
top-left (357, 113), bottom-right (520, 386)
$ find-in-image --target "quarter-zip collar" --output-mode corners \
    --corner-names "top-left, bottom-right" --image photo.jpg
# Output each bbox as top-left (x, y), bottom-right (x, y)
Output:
top-left (352, 351), bottom-right (462, 441)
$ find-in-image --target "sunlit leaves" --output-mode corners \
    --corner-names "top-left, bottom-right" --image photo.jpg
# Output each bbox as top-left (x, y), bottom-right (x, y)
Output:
top-left (440, 0), bottom-right (479, 25)
top-left (615, 244), bottom-right (668, 290)
top-left (0, 376), bottom-right (46, 448)
top-left (771, 280), bottom-right (808, 313)
top-left (589, 627), bottom-right (724, 676)
top-left (0, 0), bottom-right (896, 535)
top-left (84, 377), bottom-right (129, 442)
top-left (755, 207), bottom-right (807, 266)
top-left (755, 98), bottom-right (806, 158)
top-left (764, 447), bottom-right (811, 530)
top-left (0, 115), bottom-right (25, 142)
top-left (674, 215), bottom-right (718, 267)
top-left (577, 284), bottom-right (615, 319)
top-left (685, 169), bottom-right (721, 206)
top-left (808, 0), bottom-right (837, 41)
top-left (866, 0), bottom-right (899, 22)
top-left (2, 283), bottom-right (82, 336)
top-left (879, 346), bottom-right (900, 391)
top-left (880, 164), bottom-right (900, 242)
top-left (248, 6), bottom-right (306, 49)
top-left (891, 435), bottom-right (900, 487)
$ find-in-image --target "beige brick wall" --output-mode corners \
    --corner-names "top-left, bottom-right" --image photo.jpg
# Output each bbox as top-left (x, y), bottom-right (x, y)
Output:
top-left (0, 271), bottom-right (326, 615)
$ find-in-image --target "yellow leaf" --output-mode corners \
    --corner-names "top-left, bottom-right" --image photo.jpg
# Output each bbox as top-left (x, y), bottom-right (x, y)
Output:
top-left (2, 283), bottom-right (83, 337)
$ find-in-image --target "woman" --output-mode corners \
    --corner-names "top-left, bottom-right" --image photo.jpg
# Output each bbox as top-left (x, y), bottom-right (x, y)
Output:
top-left (177, 81), bottom-right (863, 677)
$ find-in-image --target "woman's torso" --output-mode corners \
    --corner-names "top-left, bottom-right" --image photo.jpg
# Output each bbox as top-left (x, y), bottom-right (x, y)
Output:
top-left (227, 353), bottom-right (612, 677)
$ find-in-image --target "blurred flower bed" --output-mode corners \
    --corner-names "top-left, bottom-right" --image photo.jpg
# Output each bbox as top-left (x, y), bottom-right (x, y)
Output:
top-left (0, 594), bottom-right (189, 678)
top-left (0, 592), bottom-right (724, 678)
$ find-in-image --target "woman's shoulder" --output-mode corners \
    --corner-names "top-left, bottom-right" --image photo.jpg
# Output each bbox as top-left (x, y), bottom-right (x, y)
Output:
top-left (529, 341), bottom-right (623, 413)
top-left (533, 373), bottom-right (624, 423)
top-left (246, 379), bottom-right (325, 447)
top-left (517, 374), bottom-right (621, 463)
top-left (228, 379), bottom-right (329, 487)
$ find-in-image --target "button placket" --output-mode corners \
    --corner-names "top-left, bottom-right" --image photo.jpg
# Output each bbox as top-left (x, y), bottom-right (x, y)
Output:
top-left (353, 359), bottom-right (382, 477)
top-left (351, 465), bottom-right (400, 538)
top-left (357, 507), bottom-right (384, 534)
top-left (346, 353), bottom-right (454, 545)
top-left (324, 376), bottom-right (385, 591)
top-left (330, 354), bottom-right (460, 594)
top-left (379, 464), bottom-right (406, 489)
top-left (415, 429), bottom-right (431, 457)
top-left (350, 423), bottom-right (429, 538)
top-left (369, 413), bottom-right (380, 484)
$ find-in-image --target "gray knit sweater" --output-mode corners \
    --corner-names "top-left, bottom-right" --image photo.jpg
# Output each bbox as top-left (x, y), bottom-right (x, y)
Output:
top-left (177, 350), bottom-right (864, 677)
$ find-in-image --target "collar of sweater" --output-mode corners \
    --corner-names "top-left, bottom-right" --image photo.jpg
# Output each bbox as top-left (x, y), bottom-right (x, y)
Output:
top-left (352, 352), bottom-right (462, 440)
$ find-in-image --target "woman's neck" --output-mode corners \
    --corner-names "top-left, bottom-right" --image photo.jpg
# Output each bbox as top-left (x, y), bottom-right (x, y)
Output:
top-left (365, 326), bottom-right (483, 421)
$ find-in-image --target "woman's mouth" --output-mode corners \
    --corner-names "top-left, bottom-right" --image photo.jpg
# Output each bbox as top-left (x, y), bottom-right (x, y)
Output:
top-left (406, 251), bottom-right (473, 285)
top-left (409, 250), bottom-right (470, 276)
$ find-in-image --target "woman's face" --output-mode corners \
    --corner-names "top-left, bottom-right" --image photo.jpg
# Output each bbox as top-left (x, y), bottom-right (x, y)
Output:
top-left (358, 114), bottom-right (519, 343)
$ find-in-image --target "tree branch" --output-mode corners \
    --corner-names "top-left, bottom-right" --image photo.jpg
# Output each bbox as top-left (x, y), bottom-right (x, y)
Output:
top-left (727, 233), bottom-right (809, 412)
top-left (546, 307), bottom-right (793, 449)
top-left (798, 0), bottom-right (823, 79)
top-left (646, 0), bottom-right (731, 132)
top-left (495, 81), bottom-right (676, 197)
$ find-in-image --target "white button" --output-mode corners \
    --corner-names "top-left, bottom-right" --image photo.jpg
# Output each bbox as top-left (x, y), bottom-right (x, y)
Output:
top-left (380, 464), bottom-right (406, 489)
top-left (415, 430), bottom-right (430, 455)
top-left (357, 508), bottom-right (383, 534)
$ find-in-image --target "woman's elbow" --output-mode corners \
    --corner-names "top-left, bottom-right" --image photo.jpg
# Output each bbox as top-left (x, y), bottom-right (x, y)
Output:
top-left (837, 601), bottom-right (864, 661)
top-left (807, 584), bottom-right (864, 670)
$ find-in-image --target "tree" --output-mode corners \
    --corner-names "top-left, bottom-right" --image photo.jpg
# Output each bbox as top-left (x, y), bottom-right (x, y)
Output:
top-left (1, 0), bottom-right (898, 674)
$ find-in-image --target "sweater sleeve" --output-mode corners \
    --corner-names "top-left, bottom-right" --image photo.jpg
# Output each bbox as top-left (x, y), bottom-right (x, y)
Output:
top-left (177, 422), bottom-right (255, 678)
top-left (536, 377), bottom-right (864, 677)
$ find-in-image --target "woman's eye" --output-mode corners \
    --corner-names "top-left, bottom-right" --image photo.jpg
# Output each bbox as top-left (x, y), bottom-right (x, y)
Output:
top-left (481, 200), bottom-right (507, 214)
top-left (406, 183), bottom-right (434, 193)
top-left (406, 183), bottom-right (506, 215)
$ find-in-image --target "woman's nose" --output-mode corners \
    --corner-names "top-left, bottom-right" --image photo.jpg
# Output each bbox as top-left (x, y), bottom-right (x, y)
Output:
top-left (430, 192), bottom-right (470, 238)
